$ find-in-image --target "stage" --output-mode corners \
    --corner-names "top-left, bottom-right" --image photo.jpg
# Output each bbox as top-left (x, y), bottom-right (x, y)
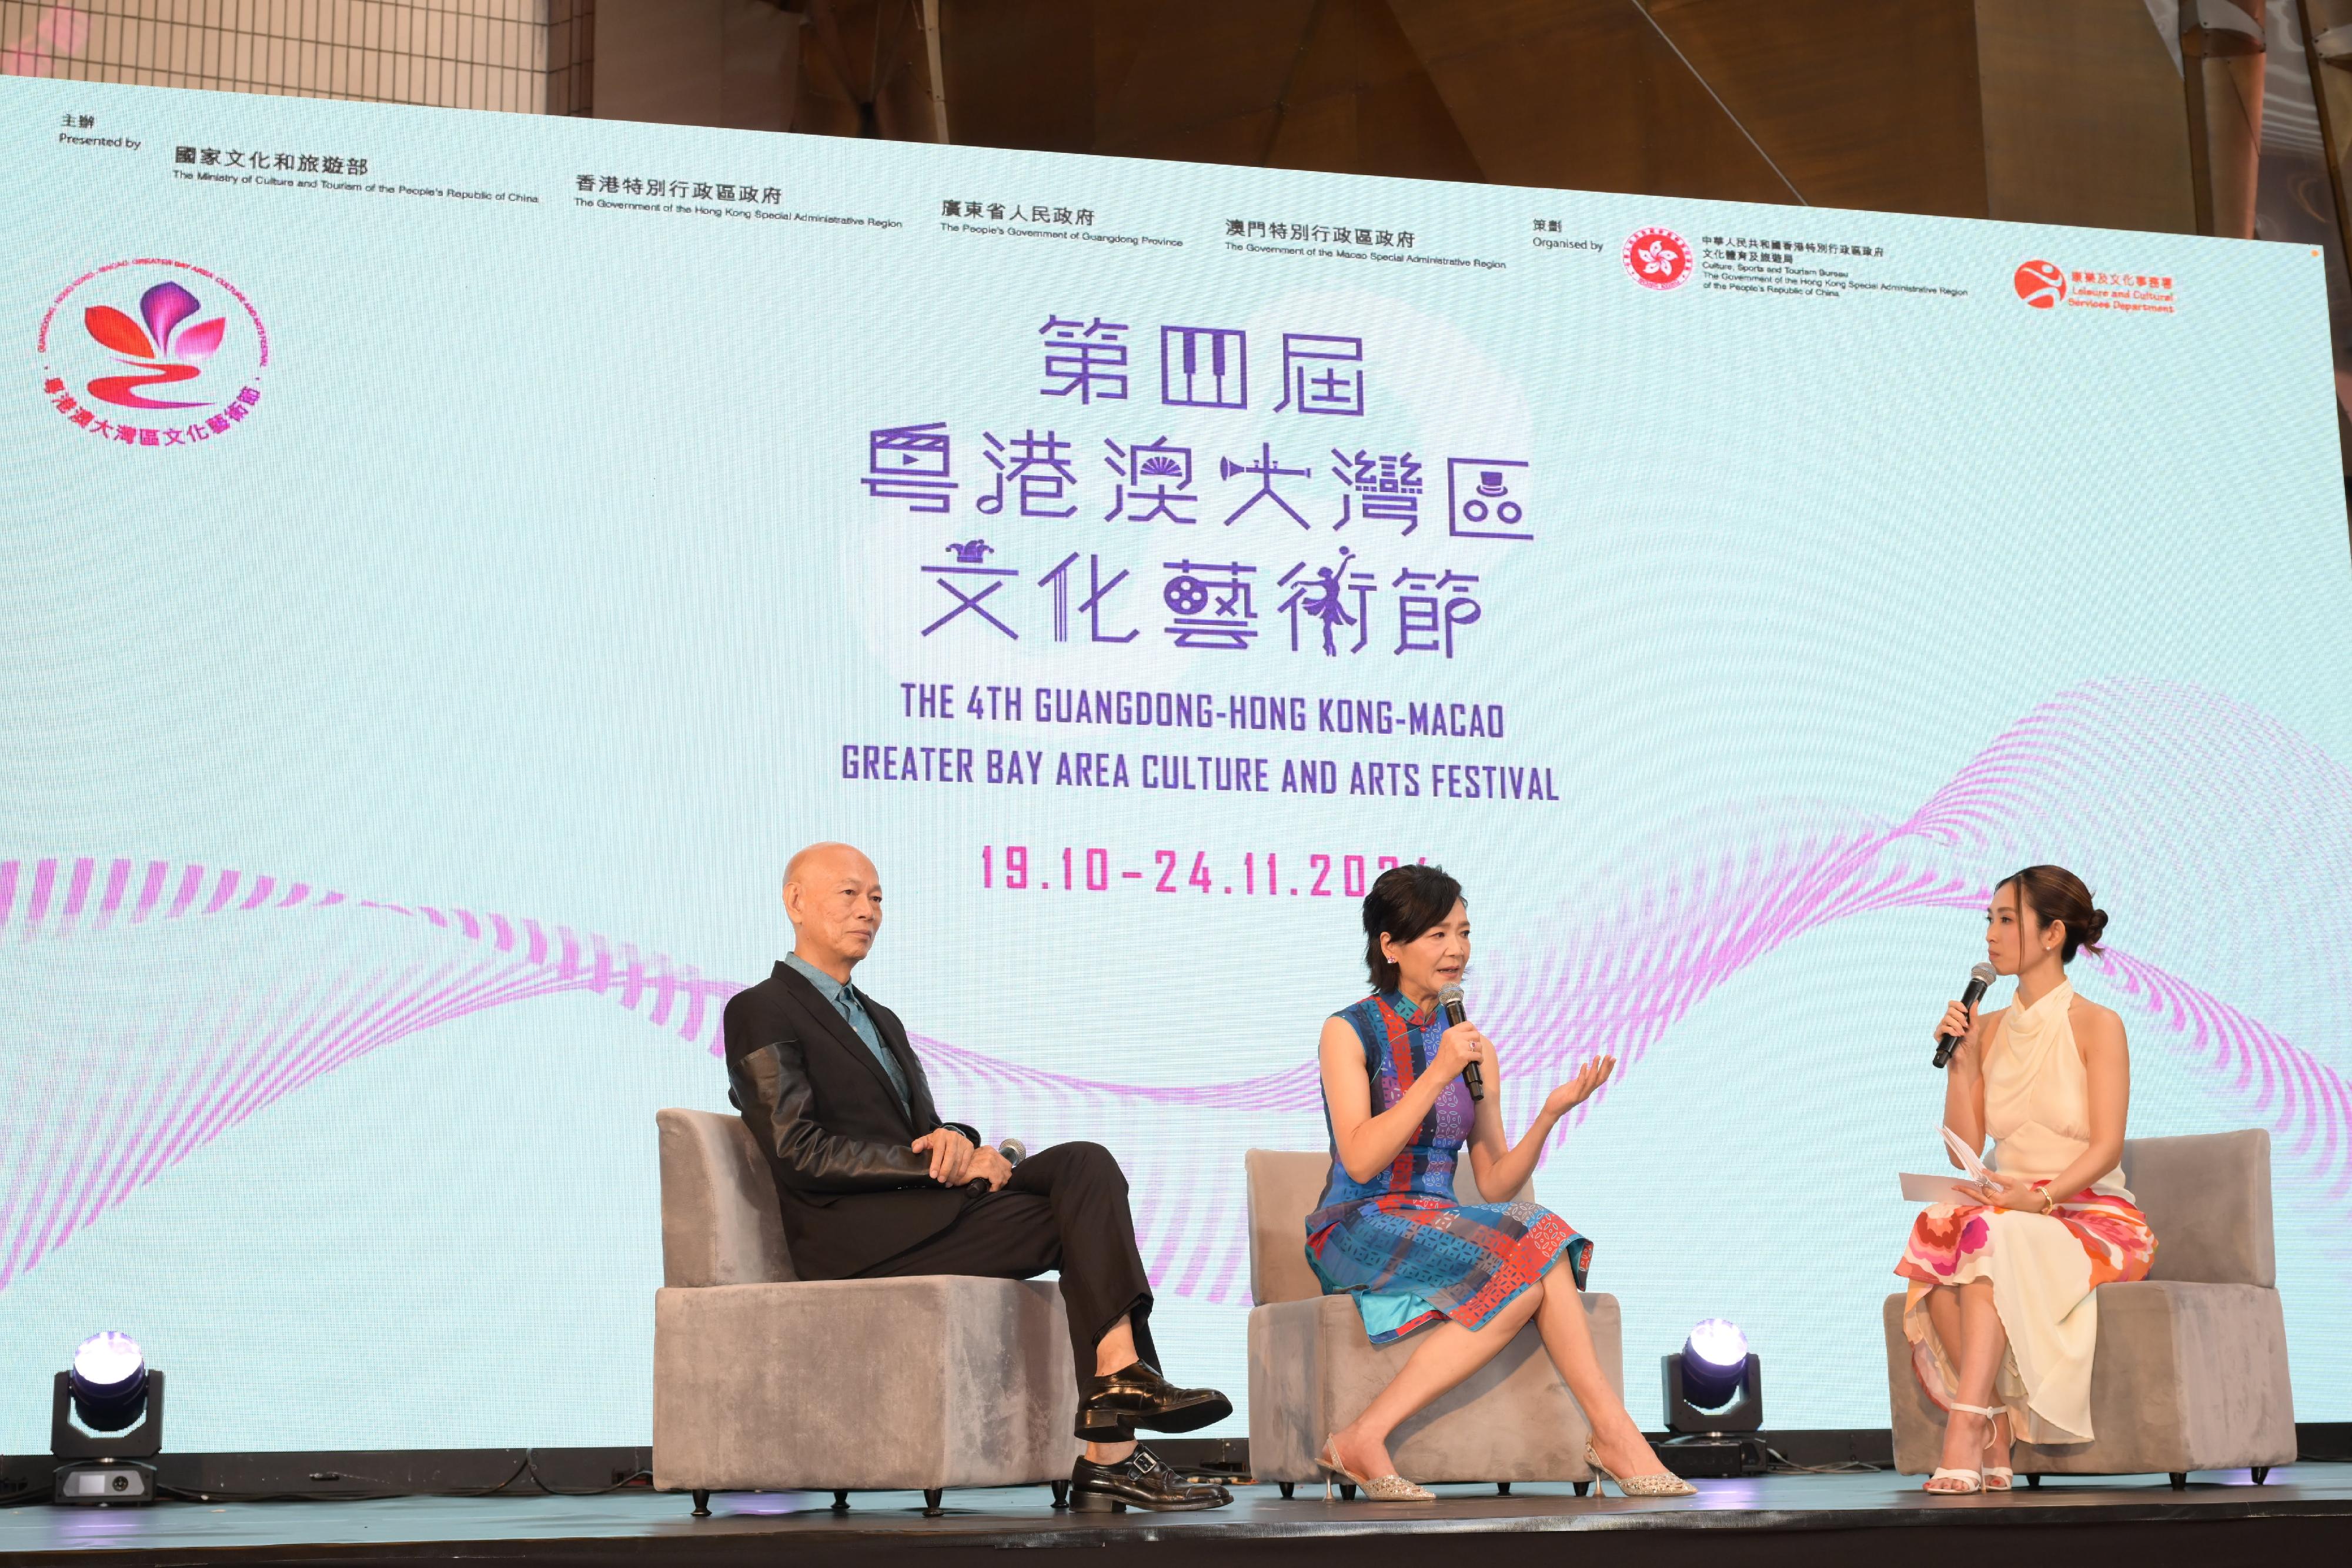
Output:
top-left (1, 1466), bottom-right (2344, 1568)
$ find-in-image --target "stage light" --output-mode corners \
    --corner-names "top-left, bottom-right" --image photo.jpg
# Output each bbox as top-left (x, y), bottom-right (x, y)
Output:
top-left (1658, 1317), bottom-right (1763, 1477)
top-left (52, 1331), bottom-right (165, 1506)
top-left (1679, 1318), bottom-right (1750, 1411)
top-left (69, 1332), bottom-right (148, 1430)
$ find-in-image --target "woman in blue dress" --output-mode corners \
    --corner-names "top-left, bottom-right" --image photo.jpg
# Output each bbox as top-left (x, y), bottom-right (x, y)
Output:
top-left (1305, 863), bottom-right (1691, 1500)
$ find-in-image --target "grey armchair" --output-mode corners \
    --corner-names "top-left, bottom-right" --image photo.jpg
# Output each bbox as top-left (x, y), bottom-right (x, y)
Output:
top-left (1882, 1127), bottom-right (2296, 1487)
top-left (650, 1108), bottom-right (1080, 1515)
top-left (1245, 1148), bottom-right (1616, 1496)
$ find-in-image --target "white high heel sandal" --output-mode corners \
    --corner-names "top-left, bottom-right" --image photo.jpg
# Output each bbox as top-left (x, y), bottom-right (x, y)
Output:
top-left (1925, 1402), bottom-right (2006, 1495)
top-left (1980, 1405), bottom-right (2014, 1491)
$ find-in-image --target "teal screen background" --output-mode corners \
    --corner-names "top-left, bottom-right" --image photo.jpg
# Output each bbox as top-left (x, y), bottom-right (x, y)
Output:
top-left (4, 76), bottom-right (2349, 1451)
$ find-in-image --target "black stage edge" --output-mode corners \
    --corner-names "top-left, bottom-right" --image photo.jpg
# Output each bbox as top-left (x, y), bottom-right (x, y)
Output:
top-left (9, 1426), bottom-right (2350, 1501)
top-left (1, 1449), bottom-right (659, 1505)
top-left (2, 1469), bottom-right (2350, 1568)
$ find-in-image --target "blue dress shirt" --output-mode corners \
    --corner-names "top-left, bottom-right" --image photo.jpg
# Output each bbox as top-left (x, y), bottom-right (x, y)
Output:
top-left (783, 952), bottom-right (912, 1115)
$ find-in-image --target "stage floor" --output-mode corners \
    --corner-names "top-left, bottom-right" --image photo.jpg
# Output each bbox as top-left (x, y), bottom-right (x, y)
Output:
top-left (2, 1466), bottom-right (2346, 1567)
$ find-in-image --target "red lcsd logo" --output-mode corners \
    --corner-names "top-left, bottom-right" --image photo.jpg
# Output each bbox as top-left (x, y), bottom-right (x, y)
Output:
top-left (2013, 259), bottom-right (2066, 309)
top-left (1623, 228), bottom-right (1692, 291)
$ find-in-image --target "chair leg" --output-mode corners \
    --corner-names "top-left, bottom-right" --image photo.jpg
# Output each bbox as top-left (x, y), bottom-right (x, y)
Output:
top-left (1573, 1481), bottom-right (1589, 1497)
top-left (2170, 1473), bottom-right (2187, 1491)
top-left (923, 1487), bottom-right (945, 1516)
top-left (1339, 1482), bottom-right (1357, 1500)
top-left (1496, 1481), bottom-right (1511, 1496)
top-left (831, 1490), bottom-right (849, 1513)
top-left (690, 1490), bottom-right (710, 1517)
top-left (1051, 1479), bottom-right (1071, 1509)
top-left (2026, 1475), bottom-right (2040, 1489)
top-left (2251, 1467), bottom-right (2269, 1486)
top-left (1277, 1482), bottom-right (1294, 1499)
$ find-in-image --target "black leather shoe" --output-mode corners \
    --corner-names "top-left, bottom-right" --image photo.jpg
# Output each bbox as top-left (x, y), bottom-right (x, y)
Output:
top-left (1075, 1360), bottom-right (1234, 1440)
top-left (1069, 1445), bottom-right (1231, 1513)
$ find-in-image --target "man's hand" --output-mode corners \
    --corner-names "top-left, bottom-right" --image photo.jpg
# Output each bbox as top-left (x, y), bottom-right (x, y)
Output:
top-left (966, 1144), bottom-right (1014, 1192)
top-left (913, 1126), bottom-right (977, 1185)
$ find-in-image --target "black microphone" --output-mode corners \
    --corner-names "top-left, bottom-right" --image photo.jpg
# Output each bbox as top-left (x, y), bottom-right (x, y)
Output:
top-left (1933, 963), bottom-right (1999, 1069)
top-left (1435, 984), bottom-right (1483, 1101)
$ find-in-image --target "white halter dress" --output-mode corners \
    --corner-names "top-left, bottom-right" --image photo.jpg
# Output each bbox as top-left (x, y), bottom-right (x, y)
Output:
top-left (1896, 981), bottom-right (2156, 1445)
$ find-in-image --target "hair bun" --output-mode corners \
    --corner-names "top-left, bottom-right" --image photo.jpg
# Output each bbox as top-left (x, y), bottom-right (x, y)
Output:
top-left (1999, 865), bottom-right (2106, 963)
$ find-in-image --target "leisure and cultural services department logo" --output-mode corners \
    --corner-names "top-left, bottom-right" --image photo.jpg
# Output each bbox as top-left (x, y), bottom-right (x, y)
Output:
top-left (2010, 256), bottom-right (2174, 315)
top-left (1622, 226), bottom-right (1692, 290)
top-left (35, 259), bottom-right (269, 447)
top-left (2013, 259), bottom-right (2066, 309)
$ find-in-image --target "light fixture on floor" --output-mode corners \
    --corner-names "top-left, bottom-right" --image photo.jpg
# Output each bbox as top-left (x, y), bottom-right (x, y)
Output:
top-left (1659, 1318), bottom-right (1763, 1477)
top-left (52, 1332), bottom-right (164, 1506)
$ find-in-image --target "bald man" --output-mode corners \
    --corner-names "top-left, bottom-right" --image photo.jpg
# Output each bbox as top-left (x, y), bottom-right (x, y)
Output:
top-left (721, 842), bottom-right (1231, 1513)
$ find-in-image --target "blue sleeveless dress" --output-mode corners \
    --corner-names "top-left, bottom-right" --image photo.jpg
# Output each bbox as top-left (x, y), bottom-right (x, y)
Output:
top-left (1304, 991), bottom-right (1591, 1344)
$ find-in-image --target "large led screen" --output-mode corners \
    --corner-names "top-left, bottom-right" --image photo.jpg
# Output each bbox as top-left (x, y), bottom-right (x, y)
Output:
top-left (4, 75), bottom-right (2348, 1451)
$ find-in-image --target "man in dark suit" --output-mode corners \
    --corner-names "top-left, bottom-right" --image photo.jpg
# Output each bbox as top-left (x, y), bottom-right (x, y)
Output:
top-left (722, 842), bottom-right (1232, 1512)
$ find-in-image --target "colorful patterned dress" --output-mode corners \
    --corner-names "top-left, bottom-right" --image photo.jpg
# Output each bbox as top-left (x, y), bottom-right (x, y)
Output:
top-left (1896, 980), bottom-right (2157, 1445)
top-left (1304, 991), bottom-right (1590, 1344)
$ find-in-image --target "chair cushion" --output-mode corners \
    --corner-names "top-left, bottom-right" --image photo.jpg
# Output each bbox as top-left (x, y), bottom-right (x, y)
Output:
top-left (657, 1107), bottom-right (794, 1286)
top-left (1245, 1151), bottom-right (1329, 1306)
top-left (1249, 1292), bottom-right (1618, 1482)
top-left (2122, 1129), bottom-right (2273, 1287)
top-left (653, 1276), bottom-right (1076, 1491)
top-left (1882, 1281), bottom-right (2296, 1475)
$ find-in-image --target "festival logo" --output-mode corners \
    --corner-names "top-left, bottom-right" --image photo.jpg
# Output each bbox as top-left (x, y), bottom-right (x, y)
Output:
top-left (35, 259), bottom-right (269, 447)
top-left (2013, 259), bottom-right (2066, 309)
top-left (1622, 227), bottom-right (1692, 291)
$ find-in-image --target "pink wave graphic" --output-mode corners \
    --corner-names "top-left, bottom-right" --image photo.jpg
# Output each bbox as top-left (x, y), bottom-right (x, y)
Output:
top-left (4, 677), bottom-right (2350, 1302)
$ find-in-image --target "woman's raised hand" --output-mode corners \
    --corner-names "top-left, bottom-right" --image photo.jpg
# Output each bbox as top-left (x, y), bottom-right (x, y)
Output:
top-left (1933, 999), bottom-right (1975, 1059)
top-left (1432, 1021), bottom-right (1493, 1087)
top-left (1542, 1054), bottom-right (1616, 1119)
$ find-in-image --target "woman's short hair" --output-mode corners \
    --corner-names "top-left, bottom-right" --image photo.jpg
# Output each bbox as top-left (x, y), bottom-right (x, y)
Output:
top-left (1362, 863), bottom-right (1463, 992)
top-left (1997, 865), bottom-right (2109, 964)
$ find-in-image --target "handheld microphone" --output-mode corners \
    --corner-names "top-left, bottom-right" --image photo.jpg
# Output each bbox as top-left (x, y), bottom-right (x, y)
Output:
top-left (1933, 963), bottom-right (1999, 1069)
top-left (1435, 984), bottom-right (1484, 1102)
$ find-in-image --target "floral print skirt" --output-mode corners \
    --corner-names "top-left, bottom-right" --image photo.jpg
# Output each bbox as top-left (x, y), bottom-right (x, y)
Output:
top-left (1895, 1185), bottom-right (2155, 1445)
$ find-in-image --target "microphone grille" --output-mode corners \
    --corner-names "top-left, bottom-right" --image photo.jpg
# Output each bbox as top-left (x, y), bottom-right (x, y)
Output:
top-left (1435, 984), bottom-right (1465, 1007)
top-left (1970, 962), bottom-right (1999, 985)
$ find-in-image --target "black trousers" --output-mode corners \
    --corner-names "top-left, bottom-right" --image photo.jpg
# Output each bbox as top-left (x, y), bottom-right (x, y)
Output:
top-left (854, 1140), bottom-right (1157, 1401)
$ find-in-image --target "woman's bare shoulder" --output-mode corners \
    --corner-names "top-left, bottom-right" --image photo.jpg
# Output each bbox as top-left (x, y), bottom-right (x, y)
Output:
top-left (1320, 1014), bottom-right (1369, 1057)
top-left (2069, 994), bottom-right (2127, 1043)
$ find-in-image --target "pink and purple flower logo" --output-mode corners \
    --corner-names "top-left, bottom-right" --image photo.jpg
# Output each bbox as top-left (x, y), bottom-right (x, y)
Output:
top-left (35, 259), bottom-right (269, 449)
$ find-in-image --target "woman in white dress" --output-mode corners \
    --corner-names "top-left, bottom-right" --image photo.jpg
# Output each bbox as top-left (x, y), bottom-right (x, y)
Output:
top-left (1896, 866), bottom-right (2156, 1495)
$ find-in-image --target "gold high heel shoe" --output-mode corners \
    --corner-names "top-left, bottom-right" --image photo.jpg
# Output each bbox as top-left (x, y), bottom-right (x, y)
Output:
top-left (1584, 1439), bottom-right (1696, 1498)
top-left (1316, 1441), bottom-right (1435, 1502)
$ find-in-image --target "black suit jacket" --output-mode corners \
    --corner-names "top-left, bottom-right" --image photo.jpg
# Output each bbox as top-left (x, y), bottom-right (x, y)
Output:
top-left (721, 962), bottom-right (980, 1280)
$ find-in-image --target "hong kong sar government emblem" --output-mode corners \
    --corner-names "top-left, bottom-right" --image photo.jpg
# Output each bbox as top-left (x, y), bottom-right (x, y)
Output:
top-left (1622, 226), bottom-right (1693, 291)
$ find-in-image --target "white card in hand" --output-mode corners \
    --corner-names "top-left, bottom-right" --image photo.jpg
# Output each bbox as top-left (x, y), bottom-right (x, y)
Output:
top-left (1902, 1172), bottom-right (1980, 1205)
top-left (1940, 1125), bottom-right (1993, 1183)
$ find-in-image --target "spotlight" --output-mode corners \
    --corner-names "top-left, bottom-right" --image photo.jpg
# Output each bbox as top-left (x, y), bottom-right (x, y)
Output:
top-left (1657, 1318), bottom-right (1763, 1479)
top-left (1678, 1319), bottom-right (1752, 1414)
top-left (52, 1332), bottom-right (165, 1506)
